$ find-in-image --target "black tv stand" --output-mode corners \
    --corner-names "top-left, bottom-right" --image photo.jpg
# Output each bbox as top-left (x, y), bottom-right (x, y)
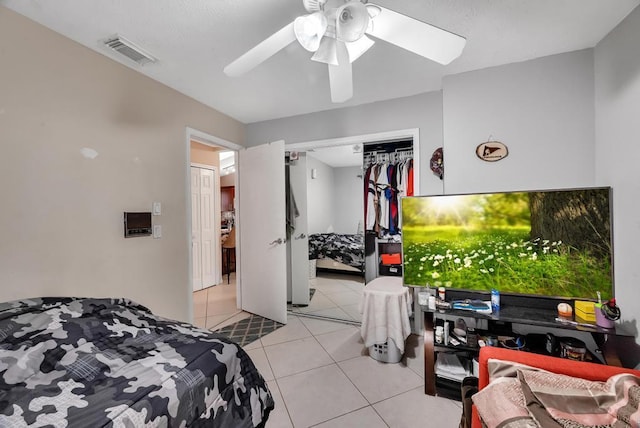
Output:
top-left (421, 293), bottom-right (634, 397)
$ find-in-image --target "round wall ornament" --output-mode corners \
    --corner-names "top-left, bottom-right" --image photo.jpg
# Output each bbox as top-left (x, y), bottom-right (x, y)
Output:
top-left (476, 141), bottom-right (508, 162)
top-left (430, 147), bottom-right (444, 179)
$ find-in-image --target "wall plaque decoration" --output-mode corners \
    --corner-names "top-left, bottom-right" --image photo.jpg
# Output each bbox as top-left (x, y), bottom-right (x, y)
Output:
top-left (476, 141), bottom-right (508, 162)
top-left (430, 147), bottom-right (444, 179)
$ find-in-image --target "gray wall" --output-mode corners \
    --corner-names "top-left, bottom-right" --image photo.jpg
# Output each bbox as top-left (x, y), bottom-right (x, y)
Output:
top-left (333, 166), bottom-right (364, 234)
top-left (442, 49), bottom-right (596, 194)
top-left (304, 160), bottom-right (363, 235)
top-left (595, 6), bottom-right (640, 338)
top-left (247, 46), bottom-right (640, 341)
top-left (306, 156), bottom-right (335, 234)
top-left (247, 91), bottom-right (445, 196)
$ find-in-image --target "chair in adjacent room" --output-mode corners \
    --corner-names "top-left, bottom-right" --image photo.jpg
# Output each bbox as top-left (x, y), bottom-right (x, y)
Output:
top-left (222, 227), bottom-right (236, 284)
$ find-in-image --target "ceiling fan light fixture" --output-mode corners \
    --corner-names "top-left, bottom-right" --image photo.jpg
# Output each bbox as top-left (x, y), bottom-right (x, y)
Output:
top-left (311, 37), bottom-right (338, 65)
top-left (302, 0), bottom-right (327, 13)
top-left (366, 4), bottom-right (382, 19)
top-left (294, 12), bottom-right (328, 52)
top-left (336, 2), bottom-right (369, 43)
top-left (346, 34), bottom-right (374, 62)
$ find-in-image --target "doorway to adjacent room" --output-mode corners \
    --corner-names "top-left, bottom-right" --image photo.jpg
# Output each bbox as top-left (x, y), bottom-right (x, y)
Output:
top-left (187, 130), bottom-right (244, 331)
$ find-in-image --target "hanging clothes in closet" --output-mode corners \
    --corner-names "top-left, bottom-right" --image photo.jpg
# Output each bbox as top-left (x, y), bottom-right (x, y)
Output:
top-left (363, 149), bottom-right (413, 237)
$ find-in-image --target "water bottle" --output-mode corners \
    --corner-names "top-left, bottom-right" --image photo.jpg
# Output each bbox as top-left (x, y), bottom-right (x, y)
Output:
top-left (491, 289), bottom-right (500, 313)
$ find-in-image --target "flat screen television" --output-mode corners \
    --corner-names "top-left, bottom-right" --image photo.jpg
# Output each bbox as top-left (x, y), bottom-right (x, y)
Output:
top-left (401, 187), bottom-right (613, 301)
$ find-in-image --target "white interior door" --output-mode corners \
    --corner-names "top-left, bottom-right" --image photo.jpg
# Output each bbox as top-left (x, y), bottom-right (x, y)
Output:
top-left (191, 166), bottom-right (219, 291)
top-left (290, 154), bottom-right (309, 305)
top-left (238, 141), bottom-right (287, 324)
top-left (200, 168), bottom-right (216, 287)
top-left (191, 168), bottom-right (203, 291)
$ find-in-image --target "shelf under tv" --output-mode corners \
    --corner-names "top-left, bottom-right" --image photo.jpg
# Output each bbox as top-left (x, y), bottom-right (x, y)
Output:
top-left (433, 289), bottom-right (630, 336)
top-left (421, 293), bottom-right (635, 397)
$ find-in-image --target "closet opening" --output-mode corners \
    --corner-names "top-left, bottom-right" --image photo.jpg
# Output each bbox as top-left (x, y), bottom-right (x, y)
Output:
top-left (363, 139), bottom-right (414, 284)
top-left (285, 129), bottom-right (420, 325)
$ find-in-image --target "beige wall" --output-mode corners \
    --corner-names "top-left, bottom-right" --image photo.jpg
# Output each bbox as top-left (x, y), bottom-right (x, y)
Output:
top-left (190, 141), bottom-right (221, 168)
top-left (0, 8), bottom-right (245, 322)
top-left (220, 174), bottom-right (236, 187)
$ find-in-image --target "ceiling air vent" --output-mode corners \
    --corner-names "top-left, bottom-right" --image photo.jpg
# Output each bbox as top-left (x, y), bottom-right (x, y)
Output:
top-left (103, 35), bottom-right (156, 66)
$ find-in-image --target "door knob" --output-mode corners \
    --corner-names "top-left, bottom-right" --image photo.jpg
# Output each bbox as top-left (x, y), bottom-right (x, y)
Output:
top-left (294, 233), bottom-right (306, 240)
top-left (269, 238), bottom-right (285, 245)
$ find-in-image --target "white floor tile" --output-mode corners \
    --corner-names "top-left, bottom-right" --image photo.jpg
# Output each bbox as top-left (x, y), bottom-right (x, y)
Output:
top-left (243, 338), bottom-right (263, 351)
top-left (208, 311), bottom-right (250, 330)
top-left (266, 380), bottom-right (294, 428)
top-left (306, 307), bottom-right (353, 320)
top-left (299, 313), bottom-right (354, 335)
top-left (314, 327), bottom-right (367, 362)
top-left (205, 313), bottom-right (237, 330)
top-left (194, 276), bottom-right (464, 428)
top-left (193, 290), bottom-right (208, 317)
top-left (312, 406), bottom-right (388, 428)
top-left (295, 292), bottom-right (339, 313)
top-left (245, 347), bottom-right (274, 382)
top-left (193, 300), bottom-right (207, 319)
top-left (373, 386), bottom-right (462, 428)
top-left (192, 316), bottom-right (206, 329)
top-left (340, 303), bottom-right (363, 322)
top-left (260, 316), bottom-right (312, 347)
top-left (403, 333), bottom-right (424, 378)
top-left (341, 280), bottom-right (365, 292)
top-left (277, 364), bottom-right (368, 428)
top-left (193, 289), bottom-right (208, 303)
top-left (205, 295), bottom-right (238, 316)
top-left (264, 337), bottom-right (333, 378)
top-left (324, 290), bottom-right (362, 306)
top-left (339, 356), bottom-right (423, 404)
top-left (339, 277), bottom-right (365, 286)
top-left (313, 280), bottom-right (353, 295)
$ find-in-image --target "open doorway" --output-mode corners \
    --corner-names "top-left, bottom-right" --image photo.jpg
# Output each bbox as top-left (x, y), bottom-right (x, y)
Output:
top-left (186, 128), bottom-right (246, 331)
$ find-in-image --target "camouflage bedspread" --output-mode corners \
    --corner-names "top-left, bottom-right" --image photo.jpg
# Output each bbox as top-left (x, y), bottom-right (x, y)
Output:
top-left (308, 233), bottom-right (365, 271)
top-left (0, 297), bottom-right (274, 427)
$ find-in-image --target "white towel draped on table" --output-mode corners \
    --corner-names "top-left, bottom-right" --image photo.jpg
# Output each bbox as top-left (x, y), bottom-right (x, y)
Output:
top-left (359, 276), bottom-right (413, 353)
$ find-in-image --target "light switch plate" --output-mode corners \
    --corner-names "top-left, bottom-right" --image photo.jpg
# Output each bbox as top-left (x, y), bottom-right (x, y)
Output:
top-left (153, 202), bottom-right (161, 215)
top-left (153, 225), bottom-right (162, 238)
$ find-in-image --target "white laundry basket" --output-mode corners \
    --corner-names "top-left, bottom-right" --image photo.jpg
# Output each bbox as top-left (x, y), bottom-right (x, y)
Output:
top-left (368, 338), bottom-right (403, 363)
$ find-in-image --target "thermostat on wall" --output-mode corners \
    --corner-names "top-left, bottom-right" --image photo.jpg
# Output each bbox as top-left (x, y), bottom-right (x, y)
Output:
top-left (124, 212), bottom-right (152, 237)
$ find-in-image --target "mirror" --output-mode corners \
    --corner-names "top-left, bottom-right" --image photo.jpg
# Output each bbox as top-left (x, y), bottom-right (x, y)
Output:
top-left (287, 145), bottom-right (365, 324)
top-left (286, 130), bottom-right (420, 326)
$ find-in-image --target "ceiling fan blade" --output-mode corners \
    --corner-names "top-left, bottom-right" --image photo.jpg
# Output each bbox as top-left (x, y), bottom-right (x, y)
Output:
top-left (366, 5), bottom-right (466, 65)
top-left (328, 41), bottom-right (352, 103)
top-left (224, 22), bottom-right (296, 76)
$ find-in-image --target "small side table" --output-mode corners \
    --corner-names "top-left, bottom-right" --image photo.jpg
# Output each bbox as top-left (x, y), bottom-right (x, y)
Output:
top-left (360, 276), bottom-right (413, 361)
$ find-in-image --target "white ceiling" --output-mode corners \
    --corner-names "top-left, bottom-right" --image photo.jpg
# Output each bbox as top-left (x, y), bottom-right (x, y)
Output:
top-left (1, 0), bottom-right (638, 124)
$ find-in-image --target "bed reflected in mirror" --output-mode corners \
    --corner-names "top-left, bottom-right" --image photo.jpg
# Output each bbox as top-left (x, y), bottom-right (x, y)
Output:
top-left (288, 145), bottom-right (365, 324)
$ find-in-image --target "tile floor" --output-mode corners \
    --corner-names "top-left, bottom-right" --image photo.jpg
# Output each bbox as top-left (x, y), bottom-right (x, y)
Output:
top-left (192, 272), bottom-right (241, 330)
top-left (288, 272), bottom-right (365, 323)
top-left (192, 274), bottom-right (463, 428)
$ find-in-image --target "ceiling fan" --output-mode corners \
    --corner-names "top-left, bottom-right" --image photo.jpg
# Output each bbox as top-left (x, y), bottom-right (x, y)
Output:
top-left (224, 0), bottom-right (466, 103)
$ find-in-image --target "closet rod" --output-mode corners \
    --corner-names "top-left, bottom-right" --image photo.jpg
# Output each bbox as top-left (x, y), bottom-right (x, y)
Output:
top-left (363, 151), bottom-right (413, 167)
